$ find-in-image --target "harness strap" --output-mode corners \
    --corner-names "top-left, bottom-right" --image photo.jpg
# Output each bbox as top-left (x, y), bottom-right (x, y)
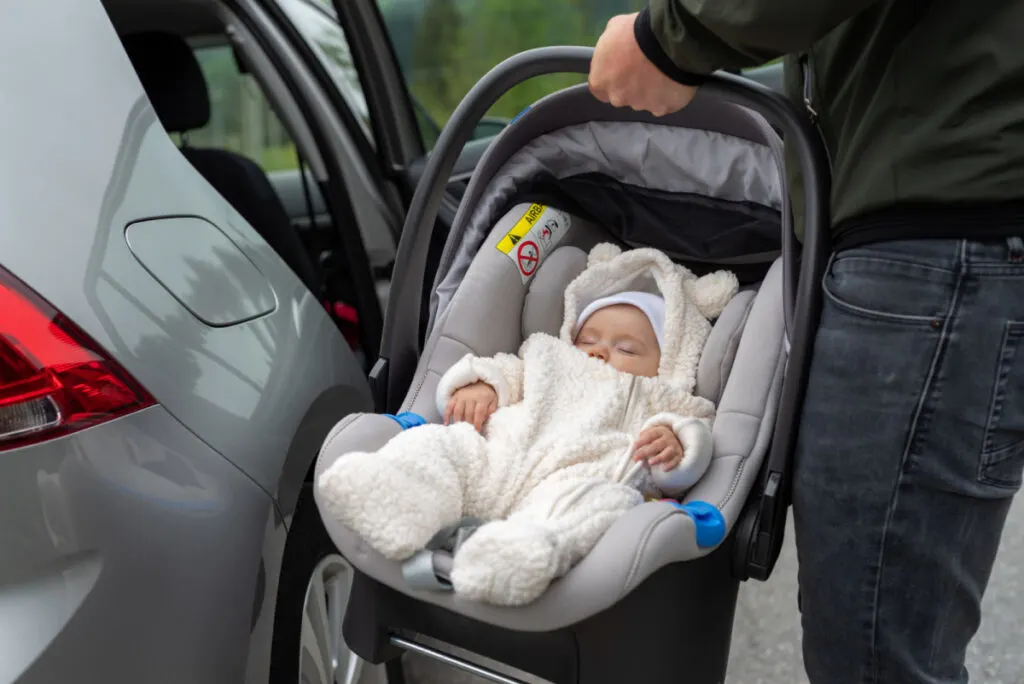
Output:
top-left (400, 516), bottom-right (485, 591)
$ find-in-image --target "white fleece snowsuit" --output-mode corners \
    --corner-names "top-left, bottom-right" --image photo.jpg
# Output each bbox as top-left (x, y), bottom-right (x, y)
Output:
top-left (316, 243), bottom-right (739, 606)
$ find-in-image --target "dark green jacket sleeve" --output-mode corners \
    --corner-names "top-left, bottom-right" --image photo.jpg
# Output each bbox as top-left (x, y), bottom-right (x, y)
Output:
top-left (634, 0), bottom-right (877, 82)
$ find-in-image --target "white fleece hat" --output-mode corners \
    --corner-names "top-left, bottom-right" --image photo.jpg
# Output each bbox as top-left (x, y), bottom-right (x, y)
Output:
top-left (574, 291), bottom-right (666, 349)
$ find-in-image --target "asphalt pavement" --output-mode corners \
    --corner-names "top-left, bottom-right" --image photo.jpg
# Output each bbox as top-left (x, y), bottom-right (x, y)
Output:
top-left (390, 496), bottom-right (1024, 684)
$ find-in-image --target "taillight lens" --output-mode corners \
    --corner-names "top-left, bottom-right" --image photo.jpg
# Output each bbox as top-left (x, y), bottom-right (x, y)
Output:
top-left (0, 267), bottom-right (155, 450)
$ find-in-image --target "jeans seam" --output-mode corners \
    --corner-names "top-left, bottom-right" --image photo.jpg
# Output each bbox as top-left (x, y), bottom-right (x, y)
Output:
top-left (979, 321), bottom-right (1024, 487)
top-left (868, 240), bottom-right (967, 684)
top-left (822, 253), bottom-right (946, 326)
top-left (823, 281), bottom-right (942, 326)
top-left (833, 254), bottom-right (957, 275)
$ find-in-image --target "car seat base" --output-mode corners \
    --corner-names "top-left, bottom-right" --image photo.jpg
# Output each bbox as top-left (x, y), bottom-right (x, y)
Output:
top-left (343, 539), bottom-right (739, 684)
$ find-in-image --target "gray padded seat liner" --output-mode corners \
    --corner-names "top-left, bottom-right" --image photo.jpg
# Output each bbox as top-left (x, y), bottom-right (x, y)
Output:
top-left (428, 85), bottom-right (785, 335)
top-left (399, 209), bottom-right (609, 418)
top-left (314, 205), bottom-right (787, 631)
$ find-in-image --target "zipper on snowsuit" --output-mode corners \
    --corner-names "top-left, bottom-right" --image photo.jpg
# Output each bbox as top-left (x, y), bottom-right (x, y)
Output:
top-left (613, 377), bottom-right (646, 484)
top-left (620, 376), bottom-right (638, 431)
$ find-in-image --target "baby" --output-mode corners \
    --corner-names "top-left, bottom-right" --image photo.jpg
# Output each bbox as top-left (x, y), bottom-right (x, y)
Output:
top-left (447, 291), bottom-right (689, 475)
top-left (316, 243), bottom-right (739, 607)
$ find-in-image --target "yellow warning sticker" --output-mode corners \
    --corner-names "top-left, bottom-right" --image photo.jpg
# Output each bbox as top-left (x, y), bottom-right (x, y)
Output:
top-left (496, 203), bottom-right (547, 254)
top-left (495, 203), bottom-right (572, 284)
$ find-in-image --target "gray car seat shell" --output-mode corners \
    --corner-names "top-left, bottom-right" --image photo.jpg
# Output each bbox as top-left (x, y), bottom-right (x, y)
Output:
top-left (314, 48), bottom-right (833, 684)
top-left (316, 237), bottom-right (785, 632)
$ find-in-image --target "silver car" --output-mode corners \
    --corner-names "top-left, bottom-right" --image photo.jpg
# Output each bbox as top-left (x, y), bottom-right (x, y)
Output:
top-left (0, 1), bottom-right (784, 682)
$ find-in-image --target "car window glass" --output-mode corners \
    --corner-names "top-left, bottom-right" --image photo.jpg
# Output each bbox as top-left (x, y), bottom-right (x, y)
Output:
top-left (376, 0), bottom-right (646, 147)
top-left (274, 0), bottom-right (375, 146)
top-left (172, 42), bottom-right (300, 172)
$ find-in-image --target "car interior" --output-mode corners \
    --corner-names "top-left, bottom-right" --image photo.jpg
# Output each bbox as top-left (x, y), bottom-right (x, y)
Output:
top-left (103, 0), bottom-right (400, 364)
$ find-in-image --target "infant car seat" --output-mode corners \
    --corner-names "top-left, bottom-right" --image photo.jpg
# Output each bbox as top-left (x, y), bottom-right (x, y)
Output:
top-left (314, 47), bottom-right (831, 684)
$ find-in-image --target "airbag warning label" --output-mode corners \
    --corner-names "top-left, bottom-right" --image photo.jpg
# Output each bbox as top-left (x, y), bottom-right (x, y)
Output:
top-left (495, 203), bottom-right (570, 283)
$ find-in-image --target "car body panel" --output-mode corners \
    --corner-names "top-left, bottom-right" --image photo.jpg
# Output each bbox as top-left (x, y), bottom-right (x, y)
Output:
top-left (0, 0), bottom-right (372, 499)
top-left (124, 215), bottom-right (278, 326)
top-left (0, 406), bottom-right (274, 684)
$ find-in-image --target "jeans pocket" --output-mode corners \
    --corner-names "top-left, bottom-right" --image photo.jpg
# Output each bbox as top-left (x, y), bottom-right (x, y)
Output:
top-left (980, 321), bottom-right (1024, 489)
top-left (822, 251), bottom-right (955, 325)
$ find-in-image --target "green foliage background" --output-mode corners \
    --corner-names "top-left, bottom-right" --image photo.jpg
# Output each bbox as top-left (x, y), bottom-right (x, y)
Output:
top-left (385, 0), bottom-right (646, 133)
top-left (185, 1), bottom-right (650, 170)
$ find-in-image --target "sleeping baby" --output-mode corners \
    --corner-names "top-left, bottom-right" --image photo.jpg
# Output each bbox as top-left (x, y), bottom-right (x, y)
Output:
top-left (316, 243), bottom-right (739, 606)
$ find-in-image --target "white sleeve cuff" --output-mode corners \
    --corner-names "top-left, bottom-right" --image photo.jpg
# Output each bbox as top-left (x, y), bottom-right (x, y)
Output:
top-left (641, 412), bottom-right (714, 497)
top-left (434, 354), bottom-right (512, 416)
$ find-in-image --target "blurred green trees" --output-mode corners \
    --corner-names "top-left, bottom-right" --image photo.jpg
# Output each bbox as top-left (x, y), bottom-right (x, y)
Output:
top-left (397, 0), bottom-right (645, 127)
top-left (181, 1), bottom-right (648, 170)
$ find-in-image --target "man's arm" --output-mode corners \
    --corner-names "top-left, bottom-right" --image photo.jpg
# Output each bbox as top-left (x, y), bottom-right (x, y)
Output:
top-left (589, 0), bottom-right (877, 116)
top-left (636, 0), bottom-right (879, 80)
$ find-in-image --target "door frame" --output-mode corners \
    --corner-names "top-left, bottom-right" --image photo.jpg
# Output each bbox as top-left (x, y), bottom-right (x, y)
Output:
top-left (229, 0), bottom-right (387, 363)
top-left (328, 0), bottom-right (425, 194)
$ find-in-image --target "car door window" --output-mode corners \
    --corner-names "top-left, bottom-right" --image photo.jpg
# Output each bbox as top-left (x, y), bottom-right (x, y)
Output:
top-left (273, 0), bottom-right (375, 146)
top-left (376, 0), bottom-right (647, 147)
top-left (176, 41), bottom-right (300, 172)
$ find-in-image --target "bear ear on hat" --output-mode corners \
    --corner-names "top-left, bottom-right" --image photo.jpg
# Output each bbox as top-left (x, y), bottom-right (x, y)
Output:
top-left (683, 270), bottom-right (740, 320)
top-left (587, 242), bottom-right (622, 268)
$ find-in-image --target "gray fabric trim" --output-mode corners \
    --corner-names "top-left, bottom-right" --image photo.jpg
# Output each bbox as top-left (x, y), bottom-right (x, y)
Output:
top-left (430, 121), bottom-right (782, 334)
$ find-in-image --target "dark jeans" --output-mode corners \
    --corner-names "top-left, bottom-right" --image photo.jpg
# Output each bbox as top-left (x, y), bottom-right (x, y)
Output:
top-left (793, 237), bottom-right (1024, 683)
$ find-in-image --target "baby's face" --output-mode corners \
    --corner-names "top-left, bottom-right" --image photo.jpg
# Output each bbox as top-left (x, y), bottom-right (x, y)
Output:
top-left (573, 304), bottom-right (661, 377)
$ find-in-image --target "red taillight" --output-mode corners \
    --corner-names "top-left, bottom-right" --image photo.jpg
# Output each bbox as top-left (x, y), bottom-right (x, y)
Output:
top-left (0, 267), bottom-right (155, 450)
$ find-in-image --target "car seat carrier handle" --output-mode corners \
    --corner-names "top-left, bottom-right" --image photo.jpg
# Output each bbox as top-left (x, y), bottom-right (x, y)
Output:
top-left (380, 46), bottom-right (832, 582)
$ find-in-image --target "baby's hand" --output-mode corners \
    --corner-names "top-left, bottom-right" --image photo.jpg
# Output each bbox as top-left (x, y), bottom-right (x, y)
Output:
top-left (633, 425), bottom-right (684, 471)
top-left (445, 381), bottom-right (498, 433)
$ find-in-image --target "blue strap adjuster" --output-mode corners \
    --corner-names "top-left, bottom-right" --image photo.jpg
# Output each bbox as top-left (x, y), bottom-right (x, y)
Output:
top-left (509, 105), bottom-right (531, 125)
top-left (384, 411), bottom-right (427, 430)
top-left (670, 500), bottom-right (727, 549)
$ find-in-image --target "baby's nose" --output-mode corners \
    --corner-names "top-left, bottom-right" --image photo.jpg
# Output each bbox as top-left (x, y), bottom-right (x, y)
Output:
top-left (588, 349), bottom-right (608, 362)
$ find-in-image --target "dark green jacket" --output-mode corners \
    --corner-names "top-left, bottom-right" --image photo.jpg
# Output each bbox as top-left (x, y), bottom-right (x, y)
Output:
top-left (636, 0), bottom-right (1024, 243)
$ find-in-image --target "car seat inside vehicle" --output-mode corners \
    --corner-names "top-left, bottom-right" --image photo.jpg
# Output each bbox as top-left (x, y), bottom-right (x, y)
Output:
top-left (103, 0), bottom-right (380, 355)
top-left (120, 31), bottom-right (325, 299)
top-left (314, 83), bottom-right (791, 684)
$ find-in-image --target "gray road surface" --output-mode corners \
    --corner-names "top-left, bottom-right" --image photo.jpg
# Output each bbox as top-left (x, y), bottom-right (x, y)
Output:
top-left (385, 496), bottom-right (1023, 684)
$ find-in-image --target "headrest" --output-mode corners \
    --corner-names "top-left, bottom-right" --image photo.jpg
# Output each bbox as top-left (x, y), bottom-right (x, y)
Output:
top-left (522, 246), bottom-right (588, 338)
top-left (121, 32), bottom-right (211, 133)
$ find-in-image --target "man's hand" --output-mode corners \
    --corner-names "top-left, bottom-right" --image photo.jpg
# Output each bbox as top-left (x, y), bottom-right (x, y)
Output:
top-left (444, 381), bottom-right (499, 433)
top-left (633, 425), bottom-right (685, 470)
top-left (588, 13), bottom-right (698, 116)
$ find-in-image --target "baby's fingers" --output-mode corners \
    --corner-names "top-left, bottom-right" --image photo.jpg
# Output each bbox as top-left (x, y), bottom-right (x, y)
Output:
top-left (648, 444), bottom-right (679, 467)
top-left (449, 398), bottom-right (467, 425)
top-left (634, 437), bottom-right (664, 462)
top-left (444, 398), bottom-right (457, 425)
top-left (634, 428), bottom-right (659, 447)
top-left (472, 400), bottom-right (492, 433)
